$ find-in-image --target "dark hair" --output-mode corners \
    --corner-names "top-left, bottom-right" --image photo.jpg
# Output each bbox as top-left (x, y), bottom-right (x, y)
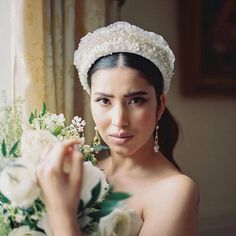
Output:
top-left (88, 52), bottom-right (180, 170)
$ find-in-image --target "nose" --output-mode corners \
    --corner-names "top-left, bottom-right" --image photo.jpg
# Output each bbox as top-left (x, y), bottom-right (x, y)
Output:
top-left (111, 103), bottom-right (129, 128)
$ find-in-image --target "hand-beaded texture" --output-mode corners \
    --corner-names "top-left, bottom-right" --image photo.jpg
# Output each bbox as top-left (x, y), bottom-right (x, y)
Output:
top-left (74, 21), bottom-right (175, 94)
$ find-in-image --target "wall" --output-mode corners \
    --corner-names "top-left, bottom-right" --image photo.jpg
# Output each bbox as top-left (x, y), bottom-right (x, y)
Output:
top-left (121, 0), bottom-right (236, 235)
top-left (0, 0), bottom-right (11, 97)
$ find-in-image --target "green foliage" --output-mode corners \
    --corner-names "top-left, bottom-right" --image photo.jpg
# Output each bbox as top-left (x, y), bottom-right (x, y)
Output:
top-left (0, 92), bottom-right (23, 159)
top-left (85, 181), bottom-right (102, 209)
top-left (1, 140), bottom-right (20, 159)
top-left (0, 198), bottom-right (46, 233)
top-left (107, 192), bottom-right (131, 201)
top-left (78, 181), bottom-right (131, 223)
top-left (28, 112), bottom-right (34, 124)
top-left (0, 213), bottom-right (11, 236)
top-left (41, 103), bottom-right (47, 116)
top-left (0, 98), bottom-right (130, 234)
top-left (9, 141), bottom-right (20, 157)
top-left (0, 193), bottom-right (10, 204)
top-left (29, 103), bottom-right (47, 126)
top-left (92, 145), bottom-right (110, 152)
top-left (52, 126), bottom-right (64, 136)
top-left (1, 140), bottom-right (7, 157)
top-left (88, 191), bottom-right (131, 222)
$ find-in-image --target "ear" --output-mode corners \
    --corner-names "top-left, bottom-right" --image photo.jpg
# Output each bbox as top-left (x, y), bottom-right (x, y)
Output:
top-left (156, 94), bottom-right (166, 121)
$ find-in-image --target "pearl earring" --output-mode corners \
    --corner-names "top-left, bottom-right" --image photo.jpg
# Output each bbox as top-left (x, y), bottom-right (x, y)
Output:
top-left (154, 125), bottom-right (159, 153)
top-left (93, 126), bottom-right (101, 146)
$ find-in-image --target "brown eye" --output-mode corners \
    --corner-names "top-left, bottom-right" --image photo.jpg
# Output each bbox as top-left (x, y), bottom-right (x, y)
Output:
top-left (129, 97), bottom-right (147, 104)
top-left (96, 97), bottom-right (111, 105)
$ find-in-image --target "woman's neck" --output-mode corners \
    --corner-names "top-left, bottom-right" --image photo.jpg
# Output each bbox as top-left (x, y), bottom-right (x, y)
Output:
top-left (107, 138), bottom-right (160, 178)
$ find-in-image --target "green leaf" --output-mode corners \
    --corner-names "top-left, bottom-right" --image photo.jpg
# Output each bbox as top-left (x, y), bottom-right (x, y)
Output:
top-left (29, 112), bottom-right (35, 124)
top-left (108, 192), bottom-right (131, 201)
top-left (34, 198), bottom-right (45, 211)
top-left (87, 211), bottom-right (102, 222)
top-left (100, 199), bottom-right (120, 210)
top-left (87, 191), bottom-right (131, 221)
top-left (52, 126), bottom-right (64, 136)
top-left (13, 153), bottom-right (18, 158)
top-left (78, 199), bottom-right (84, 213)
top-left (1, 140), bottom-right (7, 157)
top-left (9, 140), bottom-right (20, 156)
top-left (88, 199), bottom-right (123, 221)
top-left (41, 103), bottom-right (47, 116)
top-left (88, 209), bottom-right (110, 221)
top-left (85, 181), bottom-right (101, 208)
top-left (0, 192), bottom-right (10, 204)
top-left (93, 145), bottom-right (110, 152)
top-left (107, 184), bottom-right (114, 194)
top-left (88, 205), bottom-right (114, 220)
top-left (34, 109), bottom-right (37, 118)
top-left (24, 218), bottom-right (38, 230)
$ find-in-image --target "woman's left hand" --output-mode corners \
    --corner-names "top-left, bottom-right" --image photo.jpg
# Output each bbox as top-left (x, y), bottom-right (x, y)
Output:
top-left (36, 139), bottom-right (83, 227)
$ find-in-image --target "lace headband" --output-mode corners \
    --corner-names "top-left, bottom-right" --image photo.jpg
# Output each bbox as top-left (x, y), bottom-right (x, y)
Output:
top-left (74, 21), bottom-right (175, 94)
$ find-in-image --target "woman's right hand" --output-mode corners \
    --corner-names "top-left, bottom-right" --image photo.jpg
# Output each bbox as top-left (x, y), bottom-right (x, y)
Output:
top-left (36, 139), bottom-right (83, 236)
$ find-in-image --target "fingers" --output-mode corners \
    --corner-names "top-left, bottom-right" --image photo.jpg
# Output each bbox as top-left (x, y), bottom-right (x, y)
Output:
top-left (70, 149), bottom-right (84, 187)
top-left (36, 138), bottom-right (84, 217)
top-left (52, 139), bottom-right (82, 171)
top-left (37, 139), bottom-right (83, 181)
top-left (40, 139), bottom-right (81, 171)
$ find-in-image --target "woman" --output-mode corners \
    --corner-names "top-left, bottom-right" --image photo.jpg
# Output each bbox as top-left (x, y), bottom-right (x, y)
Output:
top-left (37, 22), bottom-right (199, 236)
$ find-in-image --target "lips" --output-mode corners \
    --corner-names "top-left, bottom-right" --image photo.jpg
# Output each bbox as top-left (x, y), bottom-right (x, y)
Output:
top-left (108, 132), bottom-right (133, 145)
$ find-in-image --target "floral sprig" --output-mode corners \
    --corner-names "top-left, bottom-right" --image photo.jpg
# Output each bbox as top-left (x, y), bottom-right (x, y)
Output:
top-left (28, 103), bottom-right (109, 164)
top-left (0, 92), bottom-right (23, 161)
top-left (0, 99), bottom-right (131, 236)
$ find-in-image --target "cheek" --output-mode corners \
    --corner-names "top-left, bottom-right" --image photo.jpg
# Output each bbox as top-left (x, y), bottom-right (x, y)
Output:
top-left (135, 110), bottom-right (156, 145)
top-left (91, 104), bottom-right (108, 129)
top-left (133, 105), bottom-right (157, 126)
top-left (93, 116), bottom-right (107, 129)
top-left (136, 111), bottom-right (156, 133)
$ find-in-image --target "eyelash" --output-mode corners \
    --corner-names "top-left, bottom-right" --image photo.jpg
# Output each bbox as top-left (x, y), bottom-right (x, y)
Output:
top-left (128, 97), bottom-right (147, 105)
top-left (95, 97), bottom-right (147, 106)
top-left (95, 97), bottom-right (111, 105)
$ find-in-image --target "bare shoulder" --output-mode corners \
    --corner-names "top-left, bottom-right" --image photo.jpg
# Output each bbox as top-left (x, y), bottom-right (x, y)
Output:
top-left (149, 173), bottom-right (199, 206)
top-left (139, 174), bottom-right (199, 236)
top-left (150, 154), bottom-right (199, 203)
top-left (162, 173), bottom-right (199, 198)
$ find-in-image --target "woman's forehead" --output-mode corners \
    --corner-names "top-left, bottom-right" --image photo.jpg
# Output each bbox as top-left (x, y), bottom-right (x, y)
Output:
top-left (90, 67), bottom-right (154, 94)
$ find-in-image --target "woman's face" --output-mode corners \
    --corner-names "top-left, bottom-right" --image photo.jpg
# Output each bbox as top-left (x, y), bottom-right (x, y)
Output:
top-left (90, 66), bottom-right (165, 157)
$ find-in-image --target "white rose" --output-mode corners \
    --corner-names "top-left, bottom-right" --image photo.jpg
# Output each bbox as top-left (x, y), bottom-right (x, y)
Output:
top-left (15, 214), bottom-right (26, 223)
top-left (8, 226), bottom-right (46, 236)
top-left (99, 208), bottom-right (131, 236)
top-left (21, 130), bottom-right (59, 164)
top-left (0, 157), bottom-right (40, 207)
top-left (81, 162), bottom-right (109, 204)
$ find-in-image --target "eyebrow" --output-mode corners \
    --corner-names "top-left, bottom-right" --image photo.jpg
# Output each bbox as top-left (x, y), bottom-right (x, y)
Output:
top-left (124, 91), bottom-right (148, 98)
top-left (94, 91), bottom-right (148, 98)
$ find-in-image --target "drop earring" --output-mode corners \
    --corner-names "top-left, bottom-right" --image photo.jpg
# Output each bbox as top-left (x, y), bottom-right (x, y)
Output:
top-left (93, 126), bottom-right (101, 146)
top-left (154, 125), bottom-right (159, 153)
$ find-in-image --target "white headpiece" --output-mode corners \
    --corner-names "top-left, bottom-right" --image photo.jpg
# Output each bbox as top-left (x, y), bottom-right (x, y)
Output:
top-left (74, 21), bottom-right (175, 94)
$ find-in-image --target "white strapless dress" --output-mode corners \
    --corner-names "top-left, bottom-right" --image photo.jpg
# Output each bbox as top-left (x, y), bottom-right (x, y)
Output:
top-left (128, 209), bottom-right (143, 236)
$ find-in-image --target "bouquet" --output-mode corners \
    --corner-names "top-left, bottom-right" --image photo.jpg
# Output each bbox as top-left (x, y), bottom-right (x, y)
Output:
top-left (0, 94), bottom-right (132, 236)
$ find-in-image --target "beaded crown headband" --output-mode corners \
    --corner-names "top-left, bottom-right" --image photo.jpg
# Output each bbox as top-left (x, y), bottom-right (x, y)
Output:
top-left (74, 21), bottom-right (175, 94)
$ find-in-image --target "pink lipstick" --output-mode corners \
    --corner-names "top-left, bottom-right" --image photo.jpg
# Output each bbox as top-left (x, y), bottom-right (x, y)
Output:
top-left (108, 132), bottom-right (133, 145)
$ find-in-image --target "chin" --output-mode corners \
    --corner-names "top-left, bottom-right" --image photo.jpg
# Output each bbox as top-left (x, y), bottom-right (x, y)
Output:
top-left (109, 144), bottom-right (139, 157)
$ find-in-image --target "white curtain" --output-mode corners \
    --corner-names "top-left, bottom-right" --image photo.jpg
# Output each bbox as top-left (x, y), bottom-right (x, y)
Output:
top-left (11, 0), bottom-right (122, 137)
top-left (79, 0), bottom-right (107, 141)
top-left (11, 0), bottom-right (75, 126)
top-left (77, 0), bottom-right (122, 141)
